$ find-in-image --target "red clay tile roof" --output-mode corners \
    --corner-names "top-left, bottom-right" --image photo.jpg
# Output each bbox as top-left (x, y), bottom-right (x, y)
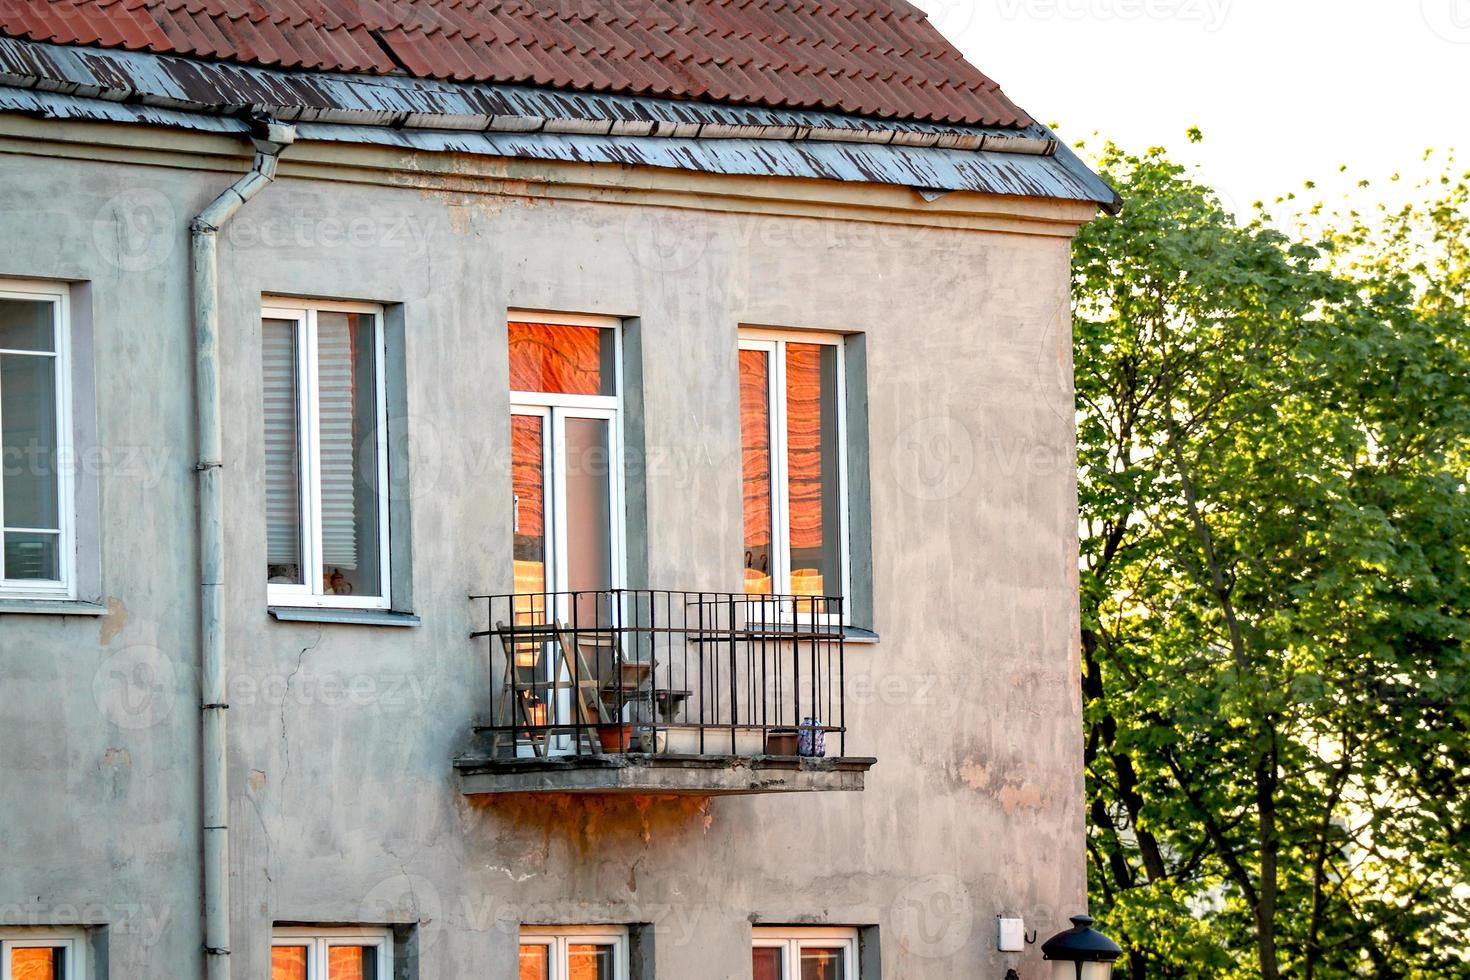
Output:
top-left (0, 0), bottom-right (1033, 126)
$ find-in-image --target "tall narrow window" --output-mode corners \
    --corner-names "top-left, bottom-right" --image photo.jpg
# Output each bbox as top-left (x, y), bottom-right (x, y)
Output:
top-left (518, 927), bottom-right (627, 980)
top-left (740, 331), bottom-right (848, 612)
top-left (263, 300), bottom-right (390, 609)
top-left (752, 928), bottom-right (858, 980)
top-left (271, 929), bottom-right (389, 979)
top-left (0, 281), bottom-right (72, 599)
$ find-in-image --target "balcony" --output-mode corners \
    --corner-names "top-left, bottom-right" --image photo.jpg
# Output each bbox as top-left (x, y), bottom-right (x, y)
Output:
top-left (454, 589), bottom-right (875, 795)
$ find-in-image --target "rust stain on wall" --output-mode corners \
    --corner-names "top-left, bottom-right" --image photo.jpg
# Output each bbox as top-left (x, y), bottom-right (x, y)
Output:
top-left (468, 792), bottom-right (716, 856)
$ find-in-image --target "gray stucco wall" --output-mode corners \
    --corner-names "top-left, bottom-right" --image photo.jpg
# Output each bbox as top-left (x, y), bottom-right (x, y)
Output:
top-left (0, 129), bottom-right (1087, 978)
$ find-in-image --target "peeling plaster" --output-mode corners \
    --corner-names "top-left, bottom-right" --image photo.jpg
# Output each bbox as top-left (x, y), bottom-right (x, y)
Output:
top-left (98, 596), bottom-right (128, 645)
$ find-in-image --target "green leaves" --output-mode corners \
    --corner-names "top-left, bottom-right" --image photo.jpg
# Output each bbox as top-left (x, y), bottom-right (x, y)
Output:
top-left (1077, 143), bottom-right (1470, 979)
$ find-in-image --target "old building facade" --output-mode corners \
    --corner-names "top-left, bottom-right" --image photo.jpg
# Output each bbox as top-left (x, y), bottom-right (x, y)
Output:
top-left (0, 2), bottom-right (1116, 977)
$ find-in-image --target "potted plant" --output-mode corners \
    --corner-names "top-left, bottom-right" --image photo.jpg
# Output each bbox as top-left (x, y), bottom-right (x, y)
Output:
top-left (597, 722), bottom-right (635, 753)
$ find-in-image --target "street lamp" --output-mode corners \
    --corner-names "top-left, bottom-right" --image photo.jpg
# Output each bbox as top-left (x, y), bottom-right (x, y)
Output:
top-left (1041, 915), bottom-right (1122, 980)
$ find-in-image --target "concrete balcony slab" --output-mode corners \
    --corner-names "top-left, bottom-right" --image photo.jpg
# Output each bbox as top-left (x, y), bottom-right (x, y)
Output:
top-left (454, 752), bottom-right (876, 796)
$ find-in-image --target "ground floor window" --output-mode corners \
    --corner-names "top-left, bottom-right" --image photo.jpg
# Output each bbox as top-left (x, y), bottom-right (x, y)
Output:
top-left (752, 927), bottom-right (857, 980)
top-left (271, 928), bottom-right (390, 979)
top-left (1, 933), bottom-right (83, 980)
top-left (519, 926), bottom-right (627, 980)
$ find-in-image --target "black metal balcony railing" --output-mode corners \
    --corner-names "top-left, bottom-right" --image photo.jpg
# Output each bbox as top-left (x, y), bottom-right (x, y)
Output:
top-left (469, 589), bottom-right (846, 759)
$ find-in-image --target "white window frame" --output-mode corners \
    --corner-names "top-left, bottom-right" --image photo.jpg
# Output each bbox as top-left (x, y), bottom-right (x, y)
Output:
top-left (508, 311), bottom-right (627, 595)
top-left (270, 926), bottom-right (391, 978)
top-left (519, 925), bottom-right (628, 980)
top-left (263, 298), bottom-right (391, 610)
top-left (739, 329), bottom-right (851, 622)
top-left (0, 279), bottom-right (75, 600)
top-left (752, 927), bottom-right (859, 980)
top-left (1, 932), bottom-right (84, 980)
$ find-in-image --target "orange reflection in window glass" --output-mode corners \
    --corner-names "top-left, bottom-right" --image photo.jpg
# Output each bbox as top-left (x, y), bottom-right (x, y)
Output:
top-left (800, 946), bottom-right (846, 980)
top-left (11, 947), bottom-right (60, 980)
top-left (328, 946), bottom-right (372, 980)
top-left (740, 348), bottom-right (773, 596)
top-left (752, 946), bottom-right (783, 980)
top-left (519, 944), bottom-right (550, 980)
top-left (785, 343), bottom-right (839, 598)
top-left (509, 322), bottom-right (613, 395)
top-left (512, 413), bottom-right (547, 608)
top-left (567, 944), bottom-right (613, 980)
top-left (271, 946), bottom-right (308, 980)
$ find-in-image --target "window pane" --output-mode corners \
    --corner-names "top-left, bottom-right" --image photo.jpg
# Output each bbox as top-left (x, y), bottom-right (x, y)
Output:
top-left (0, 297), bottom-right (54, 351)
top-left (317, 312), bottom-right (382, 598)
top-left (5, 530), bottom-right (60, 581)
top-left (740, 348), bottom-right (774, 596)
top-left (263, 318), bottom-right (304, 585)
top-left (10, 946), bottom-right (64, 980)
top-left (512, 414), bottom-right (546, 601)
top-left (567, 943), bottom-right (614, 980)
top-left (1, 352), bottom-right (60, 531)
top-left (271, 945), bottom-right (309, 980)
top-left (785, 343), bottom-right (841, 603)
top-left (800, 946), bottom-right (846, 980)
top-left (508, 321), bottom-right (614, 395)
top-left (327, 944), bottom-right (377, 980)
top-left (518, 944), bottom-right (550, 980)
top-left (753, 946), bottom-right (784, 980)
top-left (563, 417), bottom-right (612, 596)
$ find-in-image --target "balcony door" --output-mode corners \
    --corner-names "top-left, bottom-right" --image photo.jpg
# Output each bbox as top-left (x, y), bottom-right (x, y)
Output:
top-left (511, 405), bottom-right (620, 608)
top-left (508, 315), bottom-right (623, 754)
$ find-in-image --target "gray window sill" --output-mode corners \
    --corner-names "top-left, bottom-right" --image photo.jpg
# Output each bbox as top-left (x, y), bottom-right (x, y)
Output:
top-left (0, 599), bottom-right (109, 617)
top-left (843, 626), bottom-right (879, 644)
top-left (269, 607), bottom-right (421, 628)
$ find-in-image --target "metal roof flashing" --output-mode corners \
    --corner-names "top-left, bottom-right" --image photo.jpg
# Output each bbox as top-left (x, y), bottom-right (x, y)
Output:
top-left (0, 37), bottom-right (1119, 213)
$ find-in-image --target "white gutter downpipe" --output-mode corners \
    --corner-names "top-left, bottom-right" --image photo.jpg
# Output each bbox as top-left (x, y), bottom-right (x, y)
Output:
top-left (190, 117), bottom-right (294, 980)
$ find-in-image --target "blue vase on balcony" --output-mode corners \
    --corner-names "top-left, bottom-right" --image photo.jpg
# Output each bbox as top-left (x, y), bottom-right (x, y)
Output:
top-left (798, 718), bottom-right (825, 758)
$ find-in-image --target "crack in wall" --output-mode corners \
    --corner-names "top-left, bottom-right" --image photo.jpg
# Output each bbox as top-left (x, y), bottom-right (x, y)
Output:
top-left (278, 630), bottom-right (323, 796)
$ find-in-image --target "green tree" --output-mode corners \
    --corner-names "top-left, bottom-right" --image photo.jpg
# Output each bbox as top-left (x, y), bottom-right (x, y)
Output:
top-left (1073, 142), bottom-right (1470, 979)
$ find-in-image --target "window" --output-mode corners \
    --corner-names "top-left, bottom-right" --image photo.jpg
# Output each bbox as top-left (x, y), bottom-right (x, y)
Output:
top-left (263, 300), bottom-right (391, 609)
top-left (508, 313), bottom-right (624, 603)
top-left (740, 330), bottom-right (848, 612)
top-left (0, 280), bottom-right (73, 599)
top-left (2, 934), bottom-right (83, 980)
top-left (752, 928), bottom-right (857, 980)
top-left (271, 928), bottom-right (390, 979)
top-left (519, 927), bottom-right (627, 980)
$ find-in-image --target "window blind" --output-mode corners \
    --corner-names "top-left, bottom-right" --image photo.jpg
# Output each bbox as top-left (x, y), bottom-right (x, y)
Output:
top-left (316, 313), bottom-right (359, 571)
top-left (261, 319), bottom-right (300, 568)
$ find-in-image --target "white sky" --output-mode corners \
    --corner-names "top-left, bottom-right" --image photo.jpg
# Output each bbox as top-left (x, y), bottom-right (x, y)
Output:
top-left (910, 0), bottom-right (1470, 217)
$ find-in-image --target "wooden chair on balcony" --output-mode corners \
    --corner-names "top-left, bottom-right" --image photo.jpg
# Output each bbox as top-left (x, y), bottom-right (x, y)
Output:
top-left (491, 620), bottom-right (607, 757)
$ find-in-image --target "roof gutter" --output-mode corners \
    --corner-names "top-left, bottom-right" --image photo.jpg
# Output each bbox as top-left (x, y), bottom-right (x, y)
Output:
top-left (190, 114), bottom-right (295, 980)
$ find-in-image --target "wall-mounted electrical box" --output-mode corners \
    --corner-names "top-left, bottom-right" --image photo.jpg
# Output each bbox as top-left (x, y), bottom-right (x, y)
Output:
top-left (998, 916), bottom-right (1026, 952)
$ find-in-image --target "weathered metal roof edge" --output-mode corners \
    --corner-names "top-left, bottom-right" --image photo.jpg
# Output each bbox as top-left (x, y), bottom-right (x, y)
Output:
top-left (0, 85), bottom-right (1115, 210)
top-left (0, 35), bottom-right (1117, 211)
top-left (1043, 130), bottom-right (1122, 215)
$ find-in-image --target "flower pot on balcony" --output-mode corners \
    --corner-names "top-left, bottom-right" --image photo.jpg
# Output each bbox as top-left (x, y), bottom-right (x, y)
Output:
top-left (597, 723), bottom-right (634, 753)
top-left (765, 729), bottom-right (800, 756)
